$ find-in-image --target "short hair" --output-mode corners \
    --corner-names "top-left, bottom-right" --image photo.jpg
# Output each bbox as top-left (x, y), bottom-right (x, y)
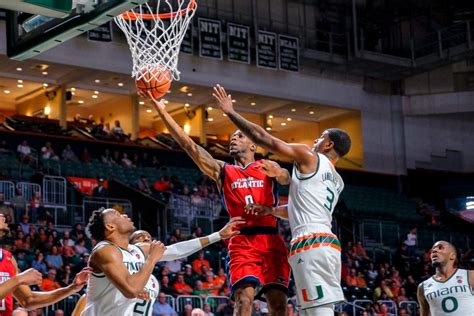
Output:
top-left (326, 128), bottom-right (351, 157)
top-left (86, 208), bottom-right (106, 241)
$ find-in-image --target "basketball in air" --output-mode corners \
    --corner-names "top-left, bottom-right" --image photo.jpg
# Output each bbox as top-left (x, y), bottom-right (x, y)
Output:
top-left (135, 67), bottom-right (172, 99)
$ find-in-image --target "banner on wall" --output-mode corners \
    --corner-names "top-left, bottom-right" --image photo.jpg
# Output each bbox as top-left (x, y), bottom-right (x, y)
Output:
top-left (257, 30), bottom-right (278, 70)
top-left (180, 23), bottom-right (194, 54)
top-left (278, 34), bottom-right (299, 72)
top-left (227, 23), bottom-right (250, 64)
top-left (68, 177), bottom-right (108, 196)
top-left (198, 18), bottom-right (222, 59)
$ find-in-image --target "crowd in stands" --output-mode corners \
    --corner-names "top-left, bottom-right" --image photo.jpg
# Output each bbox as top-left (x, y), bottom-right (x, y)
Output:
top-left (72, 115), bottom-right (131, 142)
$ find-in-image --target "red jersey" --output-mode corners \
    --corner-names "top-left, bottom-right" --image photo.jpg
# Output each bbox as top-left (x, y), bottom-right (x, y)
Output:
top-left (0, 249), bottom-right (16, 316)
top-left (221, 161), bottom-right (279, 227)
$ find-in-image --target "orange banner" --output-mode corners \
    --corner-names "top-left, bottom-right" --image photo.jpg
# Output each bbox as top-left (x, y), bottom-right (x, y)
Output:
top-left (68, 177), bottom-right (108, 195)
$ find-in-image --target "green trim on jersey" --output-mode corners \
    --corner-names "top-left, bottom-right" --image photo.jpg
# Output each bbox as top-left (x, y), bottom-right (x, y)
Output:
top-left (431, 269), bottom-right (459, 283)
top-left (294, 155), bottom-right (320, 180)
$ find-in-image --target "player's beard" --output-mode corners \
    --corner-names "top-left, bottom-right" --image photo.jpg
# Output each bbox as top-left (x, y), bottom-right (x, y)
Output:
top-left (431, 260), bottom-right (441, 268)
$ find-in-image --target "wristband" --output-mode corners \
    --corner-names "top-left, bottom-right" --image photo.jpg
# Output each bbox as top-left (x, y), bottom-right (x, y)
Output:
top-left (208, 232), bottom-right (221, 244)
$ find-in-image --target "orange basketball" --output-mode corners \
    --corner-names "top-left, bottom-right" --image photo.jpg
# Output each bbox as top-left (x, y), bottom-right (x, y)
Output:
top-left (135, 67), bottom-right (172, 99)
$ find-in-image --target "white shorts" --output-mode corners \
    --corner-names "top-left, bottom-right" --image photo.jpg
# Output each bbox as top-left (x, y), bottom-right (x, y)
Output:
top-left (289, 230), bottom-right (345, 311)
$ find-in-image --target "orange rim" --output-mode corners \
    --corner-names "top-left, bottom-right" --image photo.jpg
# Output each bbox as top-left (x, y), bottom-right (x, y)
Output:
top-left (121, 0), bottom-right (196, 20)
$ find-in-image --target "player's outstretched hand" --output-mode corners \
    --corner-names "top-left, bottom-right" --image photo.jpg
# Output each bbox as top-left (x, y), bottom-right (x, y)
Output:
top-left (219, 216), bottom-right (246, 240)
top-left (148, 240), bottom-right (166, 263)
top-left (17, 268), bottom-right (43, 286)
top-left (255, 160), bottom-right (286, 178)
top-left (212, 84), bottom-right (234, 114)
top-left (245, 204), bottom-right (274, 216)
top-left (70, 268), bottom-right (91, 291)
top-left (140, 90), bottom-right (166, 111)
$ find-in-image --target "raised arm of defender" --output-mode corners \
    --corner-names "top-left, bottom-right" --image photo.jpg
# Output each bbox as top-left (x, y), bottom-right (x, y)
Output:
top-left (213, 84), bottom-right (318, 174)
top-left (146, 92), bottom-right (224, 188)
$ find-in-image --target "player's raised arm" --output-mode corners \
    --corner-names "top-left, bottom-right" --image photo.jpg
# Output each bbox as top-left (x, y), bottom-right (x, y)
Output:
top-left (255, 160), bottom-right (291, 185)
top-left (145, 91), bottom-right (224, 186)
top-left (417, 283), bottom-right (430, 316)
top-left (12, 257), bottom-right (90, 310)
top-left (90, 240), bottom-right (165, 299)
top-left (213, 84), bottom-right (315, 167)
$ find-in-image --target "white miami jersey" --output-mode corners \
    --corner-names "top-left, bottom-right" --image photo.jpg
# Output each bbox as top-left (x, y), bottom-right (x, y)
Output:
top-left (129, 246), bottom-right (160, 316)
top-left (422, 269), bottom-right (474, 316)
top-left (288, 153), bottom-right (344, 232)
top-left (82, 241), bottom-right (146, 316)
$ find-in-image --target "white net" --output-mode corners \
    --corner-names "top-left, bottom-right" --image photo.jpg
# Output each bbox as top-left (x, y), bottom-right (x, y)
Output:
top-left (114, 0), bottom-right (196, 83)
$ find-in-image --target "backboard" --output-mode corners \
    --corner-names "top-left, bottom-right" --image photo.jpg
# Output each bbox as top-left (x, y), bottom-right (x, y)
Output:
top-left (4, 0), bottom-right (147, 61)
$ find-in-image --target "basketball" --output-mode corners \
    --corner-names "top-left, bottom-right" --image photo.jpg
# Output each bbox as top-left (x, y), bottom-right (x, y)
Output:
top-left (135, 67), bottom-right (172, 99)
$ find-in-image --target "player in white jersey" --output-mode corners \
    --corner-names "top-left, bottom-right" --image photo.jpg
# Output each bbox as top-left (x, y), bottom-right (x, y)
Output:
top-left (214, 84), bottom-right (352, 315)
top-left (418, 241), bottom-right (474, 316)
top-left (82, 208), bottom-right (244, 316)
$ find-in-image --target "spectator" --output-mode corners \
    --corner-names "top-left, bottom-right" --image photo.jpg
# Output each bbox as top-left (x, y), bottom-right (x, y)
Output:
top-left (192, 251), bottom-right (211, 275)
top-left (132, 153), bottom-right (140, 167)
top-left (73, 253), bottom-right (90, 275)
top-left (373, 280), bottom-right (394, 301)
top-left (285, 303), bottom-right (298, 316)
top-left (71, 223), bottom-right (85, 240)
top-left (193, 280), bottom-right (211, 299)
top-left (40, 142), bottom-right (59, 160)
top-left (137, 176), bottom-right (152, 195)
top-left (80, 148), bottom-right (92, 163)
top-left (15, 251), bottom-right (28, 271)
top-left (366, 262), bottom-right (378, 281)
top-left (164, 257), bottom-right (182, 274)
top-left (356, 271), bottom-right (368, 288)
top-left (404, 275), bottom-right (417, 299)
top-left (59, 264), bottom-right (74, 286)
top-left (141, 152), bottom-right (151, 167)
top-left (61, 144), bottom-right (78, 161)
top-left (216, 299), bottom-right (234, 316)
top-left (152, 292), bottom-right (177, 316)
top-left (153, 176), bottom-right (171, 192)
top-left (74, 238), bottom-right (88, 256)
top-left (17, 140), bottom-right (33, 163)
top-left (11, 188), bottom-right (27, 222)
top-left (192, 308), bottom-right (205, 316)
top-left (45, 246), bottom-right (63, 270)
top-left (251, 301), bottom-right (262, 316)
top-left (0, 140), bottom-right (11, 154)
top-left (92, 179), bottom-right (108, 197)
top-left (168, 228), bottom-right (183, 244)
top-left (29, 191), bottom-right (45, 224)
top-left (184, 264), bottom-right (199, 288)
top-left (112, 120), bottom-right (126, 141)
top-left (345, 268), bottom-right (358, 287)
top-left (203, 272), bottom-right (220, 295)
top-left (173, 272), bottom-right (193, 295)
top-left (101, 149), bottom-right (113, 165)
top-left (0, 193), bottom-right (14, 223)
top-left (40, 269), bottom-right (61, 291)
top-left (202, 302), bottom-right (214, 316)
top-left (160, 275), bottom-right (175, 296)
top-left (395, 287), bottom-right (408, 304)
top-left (183, 304), bottom-right (193, 316)
top-left (121, 153), bottom-right (133, 167)
top-left (404, 228), bottom-right (417, 257)
top-left (111, 151), bottom-right (121, 165)
top-left (31, 252), bottom-right (48, 275)
top-left (20, 215), bottom-right (31, 235)
top-left (73, 114), bottom-right (82, 124)
top-left (87, 114), bottom-right (96, 125)
top-left (151, 155), bottom-right (162, 169)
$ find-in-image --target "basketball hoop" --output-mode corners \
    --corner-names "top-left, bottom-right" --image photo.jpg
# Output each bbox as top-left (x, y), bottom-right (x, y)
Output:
top-left (115, 0), bottom-right (197, 83)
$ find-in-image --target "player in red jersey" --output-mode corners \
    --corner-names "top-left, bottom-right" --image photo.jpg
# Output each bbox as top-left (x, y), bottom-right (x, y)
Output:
top-left (0, 214), bottom-right (90, 316)
top-left (146, 91), bottom-right (291, 316)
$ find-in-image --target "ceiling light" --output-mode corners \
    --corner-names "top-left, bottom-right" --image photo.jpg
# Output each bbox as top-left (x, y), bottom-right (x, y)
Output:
top-left (94, 79), bottom-right (100, 83)
top-left (268, 115), bottom-right (273, 119)
top-left (71, 92), bottom-right (75, 95)
top-left (187, 93), bottom-right (193, 97)
top-left (78, 100), bottom-right (84, 104)
top-left (92, 95), bottom-right (98, 99)
top-left (207, 118), bottom-right (214, 122)
top-left (17, 84), bottom-right (23, 88)
top-left (167, 90), bottom-right (171, 94)
top-left (207, 107), bottom-right (213, 111)
top-left (223, 113), bottom-right (227, 117)
top-left (43, 83), bottom-right (48, 87)
top-left (4, 90), bottom-right (10, 94)
top-left (42, 71), bottom-right (48, 75)
top-left (266, 127), bottom-right (272, 131)
top-left (250, 102), bottom-right (256, 106)
top-left (94, 90), bottom-right (99, 94)
top-left (70, 87), bottom-right (76, 91)
top-left (164, 100), bottom-right (169, 104)
top-left (232, 99), bottom-right (236, 103)
top-left (139, 101), bottom-right (145, 105)
top-left (309, 111), bottom-right (314, 114)
top-left (117, 83), bottom-right (124, 87)
top-left (184, 103), bottom-right (190, 107)
top-left (16, 67), bottom-right (22, 71)
top-left (146, 109), bottom-right (152, 113)
top-left (291, 108), bottom-right (296, 112)
top-left (281, 122), bottom-right (286, 126)
top-left (17, 80), bottom-right (23, 83)
top-left (287, 118), bottom-right (292, 121)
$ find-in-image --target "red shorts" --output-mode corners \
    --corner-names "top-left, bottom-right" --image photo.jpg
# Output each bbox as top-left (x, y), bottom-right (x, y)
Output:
top-left (225, 228), bottom-right (290, 296)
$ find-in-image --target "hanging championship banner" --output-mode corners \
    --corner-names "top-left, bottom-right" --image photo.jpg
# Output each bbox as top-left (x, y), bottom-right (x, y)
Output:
top-left (88, 22), bottom-right (113, 42)
top-left (278, 34), bottom-right (299, 72)
top-left (198, 18), bottom-right (222, 59)
top-left (257, 30), bottom-right (278, 69)
top-left (227, 23), bottom-right (250, 64)
top-left (180, 23), bottom-right (193, 54)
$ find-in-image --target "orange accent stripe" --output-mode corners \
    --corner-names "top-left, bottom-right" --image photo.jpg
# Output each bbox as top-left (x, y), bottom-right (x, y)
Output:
top-left (290, 232), bottom-right (337, 244)
top-left (289, 242), bottom-right (341, 256)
